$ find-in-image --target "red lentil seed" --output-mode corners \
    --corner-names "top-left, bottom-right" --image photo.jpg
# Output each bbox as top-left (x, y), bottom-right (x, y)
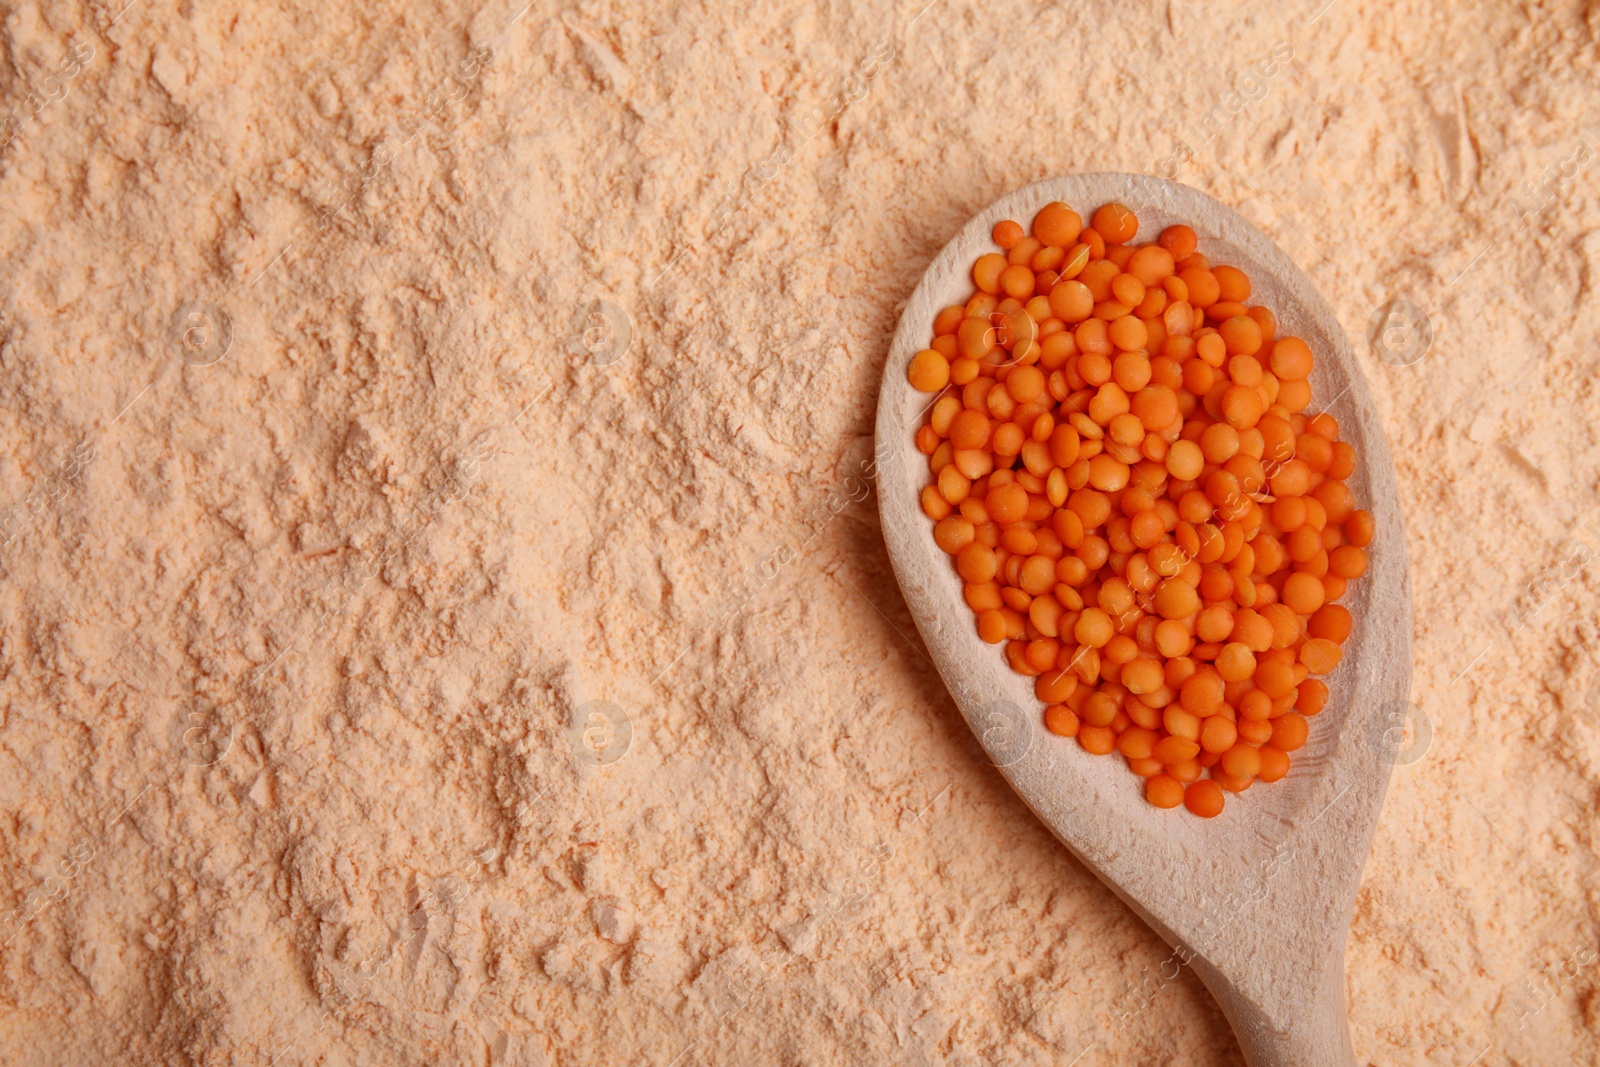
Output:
top-left (909, 202), bottom-right (1370, 816)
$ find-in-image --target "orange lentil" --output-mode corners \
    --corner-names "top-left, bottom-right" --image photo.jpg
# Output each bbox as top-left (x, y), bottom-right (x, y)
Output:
top-left (1180, 267), bottom-right (1221, 309)
top-left (1000, 264), bottom-right (1035, 299)
top-left (1345, 509), bottom-right (1375, 547)
top-left (986, 482), bottom-right (1029, 525)
top-left (908, 349), bottom-right (951, 392)
top-left (1110, 273), bottom-right (1146, 307)
top-left (1327, 442), bottom-right (1357, 480)
top-left (976, 609), bottom-right (1007, 643)
top-left (1220, 744), bottom-right (1262, 779)
top-left (1105, 252), bottom-right (1137, 277)
top-left (914, 200), bottom-right (1370, 815)
top-left (1254, 657), bottom-right (1298, 699)
top-left (1158, 225), bottom-right (1198, 260)
top-left (1297, 678), bottom-right (1329, 716)
top-left (1109, 315), bottom-right (1148, 352)
top-left (1270, 712), bottom-right (1309, 752)
top-left (1257, 746), bottom-right (1291, 783)
top-left (1033, 248), bottom-right (1066, 276)
top-left (1044, 704), bottom-right (1081, 737)
top-left (1299, 638), bottom-right (1343, 674)
top-left (973, 253), bottom-right (1007, 294)
top-left (1129, 246), bottom-right (1176, 286)
top-left (1162, 703), bottom-right (1202, 739)
top-left (1091, 202), bottom-right (1139, 244)
top-left (1033, 202), bottom-right (1084, 247)
top-left (1329, 544), bottom-right (1368, 579)
top-left (1036, 668), bottom-right (1078, 704)
top-left (1049, 280), bottom-right (1094, 323)
top-left (1215, 642), bottom-right (1256, 682)
top-left (955, 542), bottom-right (998, 583)
top-left (1219, 316), bottom-right (1262, 356)
top-left (949, 409), bottom-right (991, 450)
top-left (1184, 779), bottom-right (1225, 817)
top-left (1008, 236), bottom-right (1043, 267)
top-left (1200, 715), bottom-right (1238, 754)
top-left (1168, 758), bottom-right (1201, 784)
top-left (1231, 609), bottom-right (1273, 652)
top-left (1248, 306), bottom-right (1277, 343)
top-left (1122, 657), bottom-right (1165, 695)
top-left (1127, 755), bottom-right (1165, 777)
top-left (1200, 423), bottom-right (1241, 463)
top-left (1080, 261), bottom-right (1119, 303)
top-left (1270, 337), bottom-right (1313, 380)
top-left (1116, 725), bottom-right (1160, 759)
top-left (1146, 774), bottom-right (1185, 808)
top-left (1282, 572), bottom-right (1326, 615)
top-left (1075, 725), bottom-right (1115, 755)
top-left (1178, 670), bottom-right (1224, 716)
top-left (1308, 604), bottom-right (1353, 643)
top-left (1213, 265), bottom-right (1251, 302)
top-left (993, 220), bottom-right (1025, 249)
top-left (1213, 770), bottom-right (1253, 793)
top-left (1222, 385), bottom-right (1265, 430)
top-left (1155, 735), bottom-right (1201, 765)
top-left (1308, 412), bottom-right (1339, 440)
top-left (1237, 717), bottom-right (1273, 746)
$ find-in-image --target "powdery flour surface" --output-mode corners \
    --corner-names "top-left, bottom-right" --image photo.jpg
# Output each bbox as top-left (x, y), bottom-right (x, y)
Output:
top-left (1, 0), bottom-right (1598, 1064)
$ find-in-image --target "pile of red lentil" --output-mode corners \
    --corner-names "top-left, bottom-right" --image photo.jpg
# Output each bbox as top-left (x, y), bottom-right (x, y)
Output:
top-left (907, 201), bottom-right (1371, 817)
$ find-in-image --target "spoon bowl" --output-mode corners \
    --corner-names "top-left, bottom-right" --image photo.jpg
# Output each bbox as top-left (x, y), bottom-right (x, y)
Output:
top-left (875, 174), bottom-right (1412, 1066)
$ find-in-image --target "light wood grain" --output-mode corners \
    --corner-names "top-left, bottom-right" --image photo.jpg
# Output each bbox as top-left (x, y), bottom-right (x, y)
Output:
top-left (875, 174), bottom-right (1413, 1067)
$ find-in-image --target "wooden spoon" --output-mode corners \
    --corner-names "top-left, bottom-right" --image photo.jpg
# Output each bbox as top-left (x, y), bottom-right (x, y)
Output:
top-left (875, 174), bottom-right (1412, 1067)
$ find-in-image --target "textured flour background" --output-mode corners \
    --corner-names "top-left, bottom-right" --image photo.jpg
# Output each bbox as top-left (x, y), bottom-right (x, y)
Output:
top-left (1, 0), bottom-right (1599, 1064)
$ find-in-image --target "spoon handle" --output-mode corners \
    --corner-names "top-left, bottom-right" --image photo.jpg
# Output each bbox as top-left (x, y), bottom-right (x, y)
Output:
top-left (1205, 950), bottom-right (1356, 1067)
